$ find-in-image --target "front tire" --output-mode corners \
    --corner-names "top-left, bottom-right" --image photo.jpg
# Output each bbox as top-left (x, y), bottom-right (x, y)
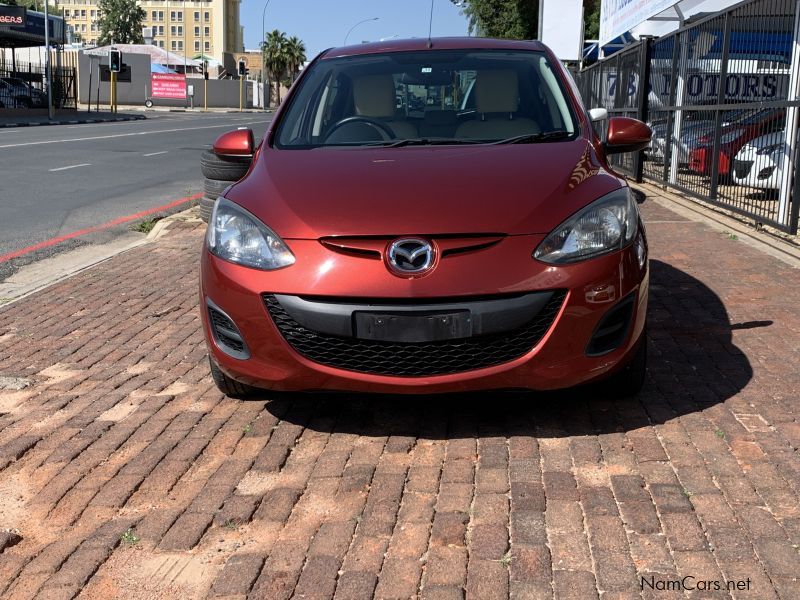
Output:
top-left (208, 356), bottom-right (258, 398)
top-left (603, 329), bottom-right (647, 397)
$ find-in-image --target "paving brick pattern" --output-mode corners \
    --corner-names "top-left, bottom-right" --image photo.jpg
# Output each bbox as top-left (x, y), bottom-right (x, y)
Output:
top-left (0, 199), bottom-right (799, 599)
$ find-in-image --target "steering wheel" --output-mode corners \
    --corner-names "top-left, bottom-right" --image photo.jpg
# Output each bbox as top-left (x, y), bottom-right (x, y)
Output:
top-left (325, 116), bottom-right (397, 141)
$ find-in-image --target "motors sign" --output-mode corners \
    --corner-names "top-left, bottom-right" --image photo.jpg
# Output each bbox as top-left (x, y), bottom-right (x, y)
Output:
top-left (0, 6), bottom-right (26, 27)
top-left (600, 0), bottom-right (677, 46)
top-left (151, 73), bottom-right (186, 99)
top-left (600, 70), bottom-right (789, 108)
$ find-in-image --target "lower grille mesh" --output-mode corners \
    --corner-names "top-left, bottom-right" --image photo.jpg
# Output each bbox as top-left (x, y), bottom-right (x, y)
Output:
top-left (263, 291), bottom-right (566, 377)
top-left (208, 307), bottom-right (245, 354)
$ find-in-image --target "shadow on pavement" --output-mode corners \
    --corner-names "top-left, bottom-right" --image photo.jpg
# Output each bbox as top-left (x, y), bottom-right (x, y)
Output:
top-left (260, 260), bottom-right (755, 438)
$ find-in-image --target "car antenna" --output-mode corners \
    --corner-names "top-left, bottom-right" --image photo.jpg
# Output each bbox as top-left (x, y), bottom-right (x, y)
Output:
top-left (427, 0), bottom-right (435, 48)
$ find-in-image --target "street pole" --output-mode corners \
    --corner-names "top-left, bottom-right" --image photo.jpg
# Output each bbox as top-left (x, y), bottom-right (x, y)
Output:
top-left (43, 0), bottom-right (54, 120)
top-left (239, 74), bottom-right (243, 112)
top-left (110, 70), bottom-right (116, 112)
top-left (344, 17), bottom-right (378, 46)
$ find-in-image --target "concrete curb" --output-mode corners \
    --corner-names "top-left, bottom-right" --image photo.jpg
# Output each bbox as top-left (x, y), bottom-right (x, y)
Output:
top-left (1, 114), bottom-right (146, 128)
top-left (0, 205), bottom-right (202, 309)
top-left (145, 205), bottom-right (204, 242)
top-left (636, 182), bottom-right (800, 268)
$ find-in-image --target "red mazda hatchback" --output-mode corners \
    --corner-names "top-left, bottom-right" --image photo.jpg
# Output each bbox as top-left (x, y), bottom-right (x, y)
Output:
top-left (200, 38), bottom-right (652, 397)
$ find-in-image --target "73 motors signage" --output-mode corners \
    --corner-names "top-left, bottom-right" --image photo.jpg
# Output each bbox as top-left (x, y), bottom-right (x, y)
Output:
top-left (0, 5), bottom-right (26, 27)
top-left (600, 0), bottom-right (677, 46)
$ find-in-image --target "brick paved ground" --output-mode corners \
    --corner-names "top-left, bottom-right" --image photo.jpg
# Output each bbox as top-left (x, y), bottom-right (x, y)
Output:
top-left (0, 198), bottom-right (799, 600)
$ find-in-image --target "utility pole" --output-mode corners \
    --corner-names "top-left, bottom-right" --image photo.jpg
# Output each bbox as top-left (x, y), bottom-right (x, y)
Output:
top-left (43, 0), bottom-right (54, 119)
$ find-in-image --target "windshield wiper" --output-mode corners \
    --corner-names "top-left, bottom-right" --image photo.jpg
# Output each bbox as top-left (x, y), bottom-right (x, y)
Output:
top-left (492, 131), bottom-right (572, 145)
top-left (379, 138), bottom-right (483, 148)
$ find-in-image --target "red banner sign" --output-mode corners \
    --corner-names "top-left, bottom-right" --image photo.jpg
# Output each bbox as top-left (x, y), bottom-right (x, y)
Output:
top-left (151, 73), bottom-right (186, 99)
top-left (0, 6), bottom-right (26, 27)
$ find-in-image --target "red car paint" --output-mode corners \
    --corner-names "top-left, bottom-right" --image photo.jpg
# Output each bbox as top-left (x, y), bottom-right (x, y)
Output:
top-left (688, 108), bottom-right (784, 176)
top-left (200, 37), bottom-right (650, 393)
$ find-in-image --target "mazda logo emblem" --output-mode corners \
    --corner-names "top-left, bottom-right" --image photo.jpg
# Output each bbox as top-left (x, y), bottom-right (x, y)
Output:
top-left (387, 238), bottom-right (435, 274)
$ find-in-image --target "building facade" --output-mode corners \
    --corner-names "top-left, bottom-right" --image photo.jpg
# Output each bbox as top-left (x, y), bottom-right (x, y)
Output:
top-left (60, 0), bottom-right (242, 62)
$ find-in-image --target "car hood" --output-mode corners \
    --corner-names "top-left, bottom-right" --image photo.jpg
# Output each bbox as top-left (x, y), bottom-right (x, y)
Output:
top-left (736, 131), bottom-right (785, 159)
top-left (226, 139), bottom-right (623, 238)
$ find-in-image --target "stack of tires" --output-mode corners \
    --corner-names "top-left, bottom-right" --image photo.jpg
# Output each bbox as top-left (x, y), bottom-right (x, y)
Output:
top-left (199, 150), bottom-right (251, 222)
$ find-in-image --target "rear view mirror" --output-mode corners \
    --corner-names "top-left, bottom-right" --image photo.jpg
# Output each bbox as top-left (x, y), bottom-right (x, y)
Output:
top-left (213, 127), bottom-right (254, 158)
top-left (605, 117), bottom-right (652, 154)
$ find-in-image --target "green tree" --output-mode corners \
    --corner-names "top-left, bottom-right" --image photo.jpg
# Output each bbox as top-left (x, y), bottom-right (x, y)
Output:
top-left (262, 29), bottom-right (289, 104)
top-left (285, 36), bottom-right (307, 84)
top-left (584, 0), bottom-right (601, 40)
top-left (96, 0), bottom-right (146, 45)
top-left (450, 0), bottom-right (538, 39)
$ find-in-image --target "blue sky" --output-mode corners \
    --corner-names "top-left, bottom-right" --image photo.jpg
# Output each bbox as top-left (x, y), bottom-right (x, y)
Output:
top-left (242, 0), bottom-right (472, 57)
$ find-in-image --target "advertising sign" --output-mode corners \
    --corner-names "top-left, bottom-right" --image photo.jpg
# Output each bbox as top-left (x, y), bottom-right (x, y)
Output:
top-left (0, 5), bottom-right (26, 27)
top-left (600, 0), bottom-right (678, 46)
top-left (598, 69), bottom-right (789, 108)
top-left (151, 73), bottom-right (187, 99)
top-left (539, 0), bottom-right (583, 61)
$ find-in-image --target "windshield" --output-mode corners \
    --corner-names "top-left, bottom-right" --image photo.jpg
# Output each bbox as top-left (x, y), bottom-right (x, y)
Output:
top-left (274, 49), bottom-right (579, 148)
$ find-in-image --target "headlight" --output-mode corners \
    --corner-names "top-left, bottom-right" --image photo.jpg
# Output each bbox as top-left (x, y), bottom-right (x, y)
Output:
top-left (756, 143), bottom-right (782, 156)
top-left (206, 197), bottom-right (295, 270)
top-left (533, 188), bottom-right (638, 264)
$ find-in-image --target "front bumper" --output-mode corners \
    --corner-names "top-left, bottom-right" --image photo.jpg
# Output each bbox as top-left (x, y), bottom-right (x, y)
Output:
top-left (200, 234), bottom-right (649, 394)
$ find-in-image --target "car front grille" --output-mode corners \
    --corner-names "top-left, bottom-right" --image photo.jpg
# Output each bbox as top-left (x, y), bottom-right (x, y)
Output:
top-left (262, 291), bottom-right (567, 377)
top-left (733, 159), bottom-right (753, 179)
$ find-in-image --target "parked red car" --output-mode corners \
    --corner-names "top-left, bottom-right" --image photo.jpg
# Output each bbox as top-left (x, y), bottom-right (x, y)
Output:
top-left (200, 38), bottom-right (651, 397)
top-left (688, 108), bottom-right (784, 178)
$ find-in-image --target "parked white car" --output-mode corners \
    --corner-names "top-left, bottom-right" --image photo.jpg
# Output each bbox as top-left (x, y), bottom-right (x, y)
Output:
top-left (732, 131), bottom-right (785, 190)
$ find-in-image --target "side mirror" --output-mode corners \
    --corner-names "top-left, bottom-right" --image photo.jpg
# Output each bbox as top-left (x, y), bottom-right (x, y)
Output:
top-left (213, 127), bottom-right (254, 158)
top-left (589, 107), bottom-right (608, 122)
top-left (605, 117), bottom-right (652, 154)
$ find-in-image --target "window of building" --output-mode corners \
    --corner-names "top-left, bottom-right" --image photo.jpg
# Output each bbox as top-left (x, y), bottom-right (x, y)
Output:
top-left (204, 26), bottom-right (210, 36)
top-left (80, 9), bottom-right (86, 17)
top-left (171, 25), bottom-right (176, 36)
top-left (158, 10), bottom-right (164, 21)
top-left (151, 10), bottom-right (157, 20)
top-left (177, 25), bottom-right (183, 36)
top-left (178, 41), bottom-right (183, 50)
top-left (194, 11), bottom-right (200, 21)
top-left (64, 9), bottom-right (69, 17)
top-left (158, 40), bottom-right (164, 48)
top-left (90, 10), bottom-right (95, 17)
top-left (194, 41), bottom-right (200, 51)
top-left (171, 40), bottom-right (177, 50)
top-left (204, 41), bottom-right (210, 51)
top-left (170, 10), bottom-right (176, 20)
top-left (158, 25), bottom-right (164, 35)
top-left (204, 11), bottom-right (209, 22)
top-left (90, 23), bottom-right (96, 31)
top-left (177, 11), bottom-right (182, 22)
top-left (194, 26), bottom-right (199, 36)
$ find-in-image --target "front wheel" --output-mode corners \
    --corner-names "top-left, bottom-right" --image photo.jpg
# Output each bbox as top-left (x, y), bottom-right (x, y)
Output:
top-left (144, 99), bottom-right (154, 108)
top-left (603, 329), bottom-right (647, 397)
top-left (208, 356), bottom-right (258, 398)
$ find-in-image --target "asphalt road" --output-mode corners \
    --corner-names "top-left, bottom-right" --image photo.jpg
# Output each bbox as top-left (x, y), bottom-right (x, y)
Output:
top-left (0, 112), bottom-right (271, 277)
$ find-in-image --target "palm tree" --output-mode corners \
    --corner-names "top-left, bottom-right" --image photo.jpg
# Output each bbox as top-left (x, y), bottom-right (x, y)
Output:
top-left (285, 36), bottom-right (307, 84)
top-left (262, 29), bottom-right (289, 105)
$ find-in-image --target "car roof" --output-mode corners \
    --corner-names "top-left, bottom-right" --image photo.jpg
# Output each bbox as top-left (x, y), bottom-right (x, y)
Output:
top-left (323, 37), bottom-right (546, 60)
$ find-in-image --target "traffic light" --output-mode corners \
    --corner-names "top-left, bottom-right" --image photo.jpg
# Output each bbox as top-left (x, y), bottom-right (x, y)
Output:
top-left (109, 48), bottom-right (121, 72)
top-left (238, 59), bottom-right (246, 77)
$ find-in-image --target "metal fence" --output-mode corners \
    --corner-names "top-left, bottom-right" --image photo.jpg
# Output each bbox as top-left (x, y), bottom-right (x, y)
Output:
top-left (0, 52), bottom-right (77, 110)
top-left (574, 0), bottom-right (800, 235)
